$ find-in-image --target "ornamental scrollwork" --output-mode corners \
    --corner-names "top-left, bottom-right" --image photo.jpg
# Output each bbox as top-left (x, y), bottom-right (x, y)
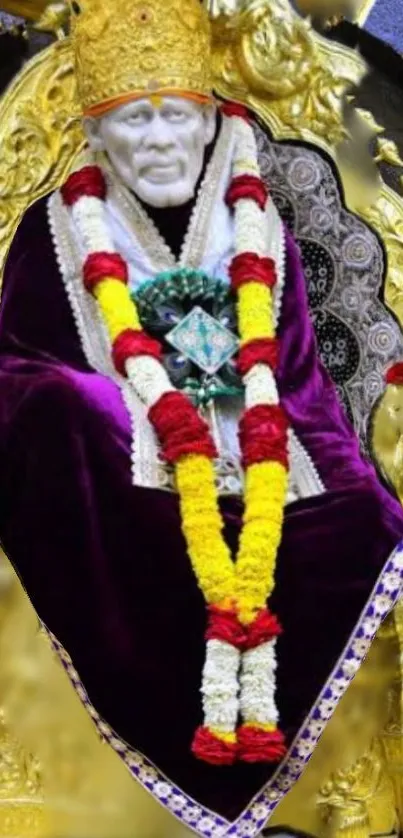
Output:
top-left (0, 0), bottom-right (368, 276)
top-left (318, 742), bottom-right (397, 836)
top-left (0, 39), bottom-right (84, 274)
top-left (211, 0), bottom-right (365, 147)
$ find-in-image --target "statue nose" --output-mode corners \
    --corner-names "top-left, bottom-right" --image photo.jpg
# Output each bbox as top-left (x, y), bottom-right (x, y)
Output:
top-left (145, 114), bottom-right (175, 147)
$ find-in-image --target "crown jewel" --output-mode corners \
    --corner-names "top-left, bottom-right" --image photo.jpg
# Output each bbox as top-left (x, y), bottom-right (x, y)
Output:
top-left (69, 0), bottom-right (214, 116)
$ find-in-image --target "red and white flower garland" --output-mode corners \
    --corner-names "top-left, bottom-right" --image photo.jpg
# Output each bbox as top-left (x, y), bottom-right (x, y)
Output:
top-left (61, 102), bottom-right (289, 766)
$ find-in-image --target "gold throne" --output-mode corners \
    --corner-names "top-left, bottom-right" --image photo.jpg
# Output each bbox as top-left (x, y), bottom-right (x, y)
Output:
top-left (0, 1), bottom-right (403, 836)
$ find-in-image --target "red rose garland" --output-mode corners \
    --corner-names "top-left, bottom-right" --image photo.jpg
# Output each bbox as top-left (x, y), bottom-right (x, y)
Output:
top-left (60, 102), bottom-right (290, 766)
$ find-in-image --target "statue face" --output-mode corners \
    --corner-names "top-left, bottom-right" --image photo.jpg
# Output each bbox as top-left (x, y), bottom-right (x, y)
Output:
top-left (84, 97), bottom-right (217, 208)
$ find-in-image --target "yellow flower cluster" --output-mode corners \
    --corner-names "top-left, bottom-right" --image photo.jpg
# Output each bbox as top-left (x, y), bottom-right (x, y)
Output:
top-left (176, 457), bottom-right (287, 625)
top-left (94, 277), bottom-right (142, 340)
top-left (176, 455), bottom-right (235, 605)
top-left (243, 722), bottom-right (275, 732)
top-left (90, 228), bottom-right (286, 633)
top-left (175, 268), bottom-right (285, 626)
top-left (211, 729), bottom-right (237, 744)
top-left (236, 462), bottom-right (288, 625)
top-left (237, 282), bottom-right (274, 345)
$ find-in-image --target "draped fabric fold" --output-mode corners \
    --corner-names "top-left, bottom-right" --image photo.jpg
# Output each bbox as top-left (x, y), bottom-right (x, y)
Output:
top-left (0, 196), bottom-right (401, 826)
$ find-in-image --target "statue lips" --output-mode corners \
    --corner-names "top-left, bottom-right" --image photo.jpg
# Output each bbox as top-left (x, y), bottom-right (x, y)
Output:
top-left (144, 163), bottom-right (181, 184)
top-left (140, 157), bottom-right (183, 184)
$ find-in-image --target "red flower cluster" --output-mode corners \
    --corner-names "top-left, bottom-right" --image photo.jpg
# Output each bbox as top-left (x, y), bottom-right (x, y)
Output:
top-left (220, 101), bottom-right (250, 122)
top-left (149, 392), bottom-right (217, 463)
top-left (205, 605), bottom-right (246, 649)
top-left (226, 174), bottom-right (268, 211)
top-left (83, 252), bottom-right (128, 293)
top-left (205, 605), bottom-right (282, 651)
top-left (237, 726), bottom-right (286, 763)
top-left (240, 404), bottom-right (289, 468)
top-left (112, 329), bottom-right (162, 376)
top-left (193, 724), bottom-right (286, 766)
top-left (61, 165), bottom-right (106, 206)
top-left (229, 252), bottom-right (276, 292)
top-left (237, 338), bottom-right (279, 376)
top-left (192, 727), bottom-right (237, 766)
top-left (386, 363), bottom-right (403, 386)
top-left (244, 608), bottom-right (282, 650)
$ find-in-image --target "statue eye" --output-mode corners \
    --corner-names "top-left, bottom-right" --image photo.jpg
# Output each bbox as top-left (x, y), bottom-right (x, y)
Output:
top-left (71, 1), bottom-right (81, 14)
top-left (127, 110), bottom-right (149, 125)
top-left (166, 110), bottom-right (186, 123)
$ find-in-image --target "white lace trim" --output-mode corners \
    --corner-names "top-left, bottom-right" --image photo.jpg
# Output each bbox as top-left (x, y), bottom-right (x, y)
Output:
top-left (47, 140), bottom-right (324, 503)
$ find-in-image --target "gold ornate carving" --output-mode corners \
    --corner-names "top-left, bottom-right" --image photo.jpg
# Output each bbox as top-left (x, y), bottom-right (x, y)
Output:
top-left (34, 3), bottom-right (70, 39)
top-left (210, 0), bottom-right (365, 148)
top-left (0, 0), bottom-right (367, 278)
top-left (380, 603), bottom-right (403, 827)
top-left (375, 138), bottom-right (403, 169)
top-left (371, 381), bottom-right (403, 502)
top-left (70, 0), bottom-right (213, 115)
top-left (317, 622), bottom-right (400, 837)
top-left (319, 757), bottom-right (376, 835)
top-left (0, 711), bottom-right (42, 802)
top-left (318, 742), bottom-right (397, 837)
top-left (362, 186), bottom-right (403, 327)
top-left (0, 555), bottom-right (46, 837)
top-left (0, 39), bottom-right (84, 275)
top-left (267, 627), bottom-right (399, 835)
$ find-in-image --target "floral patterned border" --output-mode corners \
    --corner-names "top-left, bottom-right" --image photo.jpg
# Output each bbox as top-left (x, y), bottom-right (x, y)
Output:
top-left (256, 128), bottom-right (403, 451)
top-left (43, 542), bottom-right (403, 838)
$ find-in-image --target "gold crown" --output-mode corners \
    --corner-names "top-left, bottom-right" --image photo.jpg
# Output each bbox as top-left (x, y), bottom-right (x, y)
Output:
top-left (69, 0), bottom-right (214, 116)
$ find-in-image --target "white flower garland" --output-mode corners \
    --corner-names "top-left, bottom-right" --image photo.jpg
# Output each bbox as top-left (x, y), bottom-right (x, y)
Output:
top-left (244, 364), bottom-right (279, 409)
top-left (72, 196), bottom-right (115, 254)
top-left (126, 356), bottom-right (175, 408)
top-left (67, 114), bottom-right (285, 752)
top-left (202, 640), bottom-right (241, 732)
top-left (240, 641), bottom-right (279, 727)
top-left (231, 116), bottom-right (283, 737)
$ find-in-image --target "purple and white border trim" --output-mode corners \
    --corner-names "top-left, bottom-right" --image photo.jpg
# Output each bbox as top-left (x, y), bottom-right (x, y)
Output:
top-left (43, 541), bottom-right (403, 838)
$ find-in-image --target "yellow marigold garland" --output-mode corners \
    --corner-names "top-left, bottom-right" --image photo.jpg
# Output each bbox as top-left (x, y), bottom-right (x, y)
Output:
top-left (238, 282), bottom-right (275, 344)
top-left (62, 105), bottom-right (289, 767)
top-left (94, 278), bottom-right (142, 338)
top-left (176, 454), bottom-right (235, 605)
top-left (236, 461), bottom-right (288, 625)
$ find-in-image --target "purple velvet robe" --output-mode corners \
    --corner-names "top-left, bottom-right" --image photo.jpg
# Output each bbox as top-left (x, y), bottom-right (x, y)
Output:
top-left (0, 195), bottom-right (402, 825)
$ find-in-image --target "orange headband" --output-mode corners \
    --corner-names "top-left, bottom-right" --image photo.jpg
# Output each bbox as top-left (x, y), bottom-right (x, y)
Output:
top-left (84, 89), bottom-right (215, 118)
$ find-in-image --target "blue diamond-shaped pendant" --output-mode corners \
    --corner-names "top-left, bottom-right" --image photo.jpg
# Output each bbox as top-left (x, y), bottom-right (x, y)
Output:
top-left (166, 306), bottom-right (239, 376)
